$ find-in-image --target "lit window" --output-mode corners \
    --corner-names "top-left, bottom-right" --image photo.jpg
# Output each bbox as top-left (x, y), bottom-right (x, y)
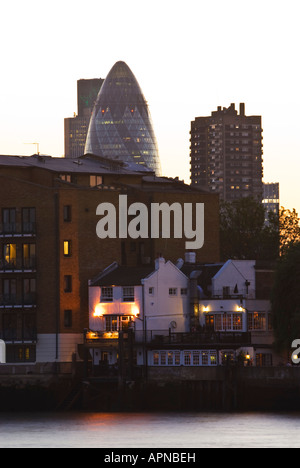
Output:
top-left (63, 241), bottom-right (72, 257)
top-left (90, 175), bottom-right (103, 187)
top-left (60, 174), bottom-right (72, 183)
top-left (3, 244), bottom-right (17, 267)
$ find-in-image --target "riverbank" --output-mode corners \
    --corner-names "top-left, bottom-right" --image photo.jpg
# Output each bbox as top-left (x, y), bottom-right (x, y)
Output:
top-left (1, 366), bottom-right (300, 412)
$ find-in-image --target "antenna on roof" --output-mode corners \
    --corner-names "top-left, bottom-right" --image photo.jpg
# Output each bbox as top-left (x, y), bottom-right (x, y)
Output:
top-left (24, 142), bottom-right (40, 155)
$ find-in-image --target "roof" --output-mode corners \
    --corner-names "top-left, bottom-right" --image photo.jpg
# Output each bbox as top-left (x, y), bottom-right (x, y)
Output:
top-left (0, 153), bottom-right (153, 175)
top-left (90, 264), bottom-right (155, 287)
top-left (181, 263), bottom-right (224, 292)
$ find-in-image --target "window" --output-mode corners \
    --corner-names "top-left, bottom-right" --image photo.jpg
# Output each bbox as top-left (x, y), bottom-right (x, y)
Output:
top-left (160, 351), bottom-right (166, 366)
top-left (232, 314), bottom-right (242, 331)
top-left (123, 287), bottom-right (134, 302)
top-left (169, 288), bottom-right (177, 296)
top-left (202, 352), bottom-right (209, 366)
top-left (3, 279), bottom-right (17, 302)
top-left (153, 352), bottom-right (159, 365)
top-left (192, 351), bottom-right (200, 366)
top-left (256, 353), bottom-right (272, 367)
top-left (63, 240), bottom-right (72, 257)
top-left (60, 174), bottom-right (72, 183)
top-left (149, 287), bottom-right (154, 296)
top-left (64, 275), bottom-right (72, 293)
top-left (2, 208), bottom-right (16, 233)
top-left (3, 244), bottom-right (17, 268)
top-left (23, 244), bottom-right (36, 269)
top-left (181, 288), bottom-right (188, 296)
top-left (101, 287), bottom-right (113, 302)
top-left (23, 278), bottom-right (36, 304)
top-left (22, 208), bottom-right (35, 233)
top-left (248, 312), bottom-right (266, 331)
top-left (210, 352), bottom-right (217, 366)
top-left (64, 310), bottom-right (72, 328)
top-left (168, 351), bottom-right (174, 365)
top-left (174, 351), bottom-right (181, 366)
top-left (6, 345), bottom-right (36, 363)
top-left (104, 315), bottom-right (132, 332)
top-left (184, 351), bottom-right (191, 366)
top-left (151, 350), bottom-right (217, 366)
top-left (63, 205), bottom-right (72, 222)
top-left (90, 175), bottom-right (103, 187)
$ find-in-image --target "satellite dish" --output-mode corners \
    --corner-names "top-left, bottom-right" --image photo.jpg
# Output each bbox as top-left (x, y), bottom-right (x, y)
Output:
top-left (170, 321), bottom-right (177, 329)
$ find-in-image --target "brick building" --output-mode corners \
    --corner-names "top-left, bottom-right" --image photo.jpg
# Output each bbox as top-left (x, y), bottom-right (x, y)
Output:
top-left (0, 154), bottom-right (220, 366)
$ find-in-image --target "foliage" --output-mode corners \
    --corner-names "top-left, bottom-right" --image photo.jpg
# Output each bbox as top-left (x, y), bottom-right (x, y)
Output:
top-left (271, 242), bottom-right (300, 352)
top-left (220, 197), bottom-right (279, 261)
top-left (279, 207), bottom-right (300, 256)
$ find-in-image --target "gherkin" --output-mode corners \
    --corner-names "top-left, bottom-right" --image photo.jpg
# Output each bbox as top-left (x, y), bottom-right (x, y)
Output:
top-left (85, 61), bottom-right (161, 175)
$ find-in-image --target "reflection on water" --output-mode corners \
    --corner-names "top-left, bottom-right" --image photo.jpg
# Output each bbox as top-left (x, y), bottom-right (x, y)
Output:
top-left (0, 412), bottom-right (299, 448)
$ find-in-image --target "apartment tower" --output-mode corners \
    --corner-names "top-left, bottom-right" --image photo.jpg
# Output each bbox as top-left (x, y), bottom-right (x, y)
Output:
top-left (190, 103), bottom-right (263, 201)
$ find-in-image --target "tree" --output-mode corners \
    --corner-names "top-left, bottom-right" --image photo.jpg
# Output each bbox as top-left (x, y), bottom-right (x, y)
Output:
top-left (279, 207), bottom-right (300, 256)
top-left (271, 242), bottom-right (300, 353)
top-left (220, 197), bottom-right (279, 261)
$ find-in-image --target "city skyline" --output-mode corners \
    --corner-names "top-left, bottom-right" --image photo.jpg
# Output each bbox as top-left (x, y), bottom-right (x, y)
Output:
top-left (0, 0), bottom-right (299, 214)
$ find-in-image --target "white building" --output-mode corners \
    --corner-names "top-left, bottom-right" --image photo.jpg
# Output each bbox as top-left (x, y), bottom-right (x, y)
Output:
top-left (85, 257), bottom-right (275, 373)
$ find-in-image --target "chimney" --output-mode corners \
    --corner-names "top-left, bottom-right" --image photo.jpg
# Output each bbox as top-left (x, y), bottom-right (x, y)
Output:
top-left (155, 256), bottom-right (165, 270)
top-left (240, 103), bottom-right (245, 116)
top-left (185, 252), bottom-right (196, 264)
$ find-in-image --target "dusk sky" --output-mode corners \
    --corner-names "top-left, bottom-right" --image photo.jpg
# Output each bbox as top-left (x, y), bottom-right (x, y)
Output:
top-left (1, 0), bottom-right (299, 213)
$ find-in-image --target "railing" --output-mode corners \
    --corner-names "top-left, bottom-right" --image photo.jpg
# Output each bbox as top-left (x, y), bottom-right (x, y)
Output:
top-left (0, 329), bottom-right (37, 342)
top-left (134, 330), bottom-right (251, 346)
top-left (211, 288), bottom-right (255, 299)
top-left (0, 223), bottom-right (36, 236)
top-left (0, 258), bottom-right (36, 272)
top-left (0, 293), bottom-right (37, 307)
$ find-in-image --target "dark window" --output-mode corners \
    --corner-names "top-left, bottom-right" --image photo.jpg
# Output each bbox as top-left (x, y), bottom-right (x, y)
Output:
top-left (63, 205), bottom-right (72, 222)
top-left (64, 310), bottom-right (72, 328)
top-left (64, 275), bottom-right (72, 293)
top-left (22, 208), bottom-right (36, 233)
top-left (2, 208), bottom-right (16, 233)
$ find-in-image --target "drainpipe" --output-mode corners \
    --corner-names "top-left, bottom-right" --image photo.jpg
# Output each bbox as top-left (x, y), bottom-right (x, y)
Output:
top-left (54, 192), bottom-right (60, 362)
top-left (141, 279), bottom-right (147, 380)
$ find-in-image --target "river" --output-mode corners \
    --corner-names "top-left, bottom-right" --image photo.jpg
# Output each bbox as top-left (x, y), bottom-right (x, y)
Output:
top-left (0, 411), bottom-right (298, 448)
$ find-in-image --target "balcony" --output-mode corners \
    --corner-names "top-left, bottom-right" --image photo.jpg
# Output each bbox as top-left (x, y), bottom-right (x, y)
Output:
top-left (0, 328), bottom-right (37, 343)
top-left (0, 258), bottom-right (36, 273)
top-left (0, 223), bottom-right (36, 237)
top-left (0, 293), bottom-right (37, 308)
top-left (134, 330), bottom-right (251, 347)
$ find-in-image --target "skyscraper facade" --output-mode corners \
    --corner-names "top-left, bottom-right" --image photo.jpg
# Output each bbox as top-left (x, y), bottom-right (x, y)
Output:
top-left (64, 79), bottom-right (104, 159)
top-left (263, 182), bottom-right (280, 223)
top-left (85, 61), bottom-right (161, 175)
top-left (190, 103), bottom-right (263, 202)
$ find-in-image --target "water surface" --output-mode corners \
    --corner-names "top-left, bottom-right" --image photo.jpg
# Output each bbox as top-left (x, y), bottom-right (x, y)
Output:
top-left (0, 412), bottom-right (298, 448)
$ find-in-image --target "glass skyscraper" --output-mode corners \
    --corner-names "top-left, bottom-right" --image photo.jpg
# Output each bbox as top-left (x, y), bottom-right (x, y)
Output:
top-left (85, 61), bottom-right (161, 175)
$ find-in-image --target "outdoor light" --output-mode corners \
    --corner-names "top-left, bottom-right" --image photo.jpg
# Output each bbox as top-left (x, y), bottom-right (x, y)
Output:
top-left (203, 306), bottom-right (209, 312)
top-left (94, 303), bottom-right (104, 317)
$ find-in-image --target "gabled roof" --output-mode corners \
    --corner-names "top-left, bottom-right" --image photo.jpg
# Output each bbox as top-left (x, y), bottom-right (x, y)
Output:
top-left (180, 263), bottom-right (224, 294)
top-left (90, 264), bottom-right (155, 287)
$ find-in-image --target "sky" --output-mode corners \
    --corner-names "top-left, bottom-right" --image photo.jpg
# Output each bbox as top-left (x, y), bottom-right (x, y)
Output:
top-left (0, 0), bottom-right (299, 213)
